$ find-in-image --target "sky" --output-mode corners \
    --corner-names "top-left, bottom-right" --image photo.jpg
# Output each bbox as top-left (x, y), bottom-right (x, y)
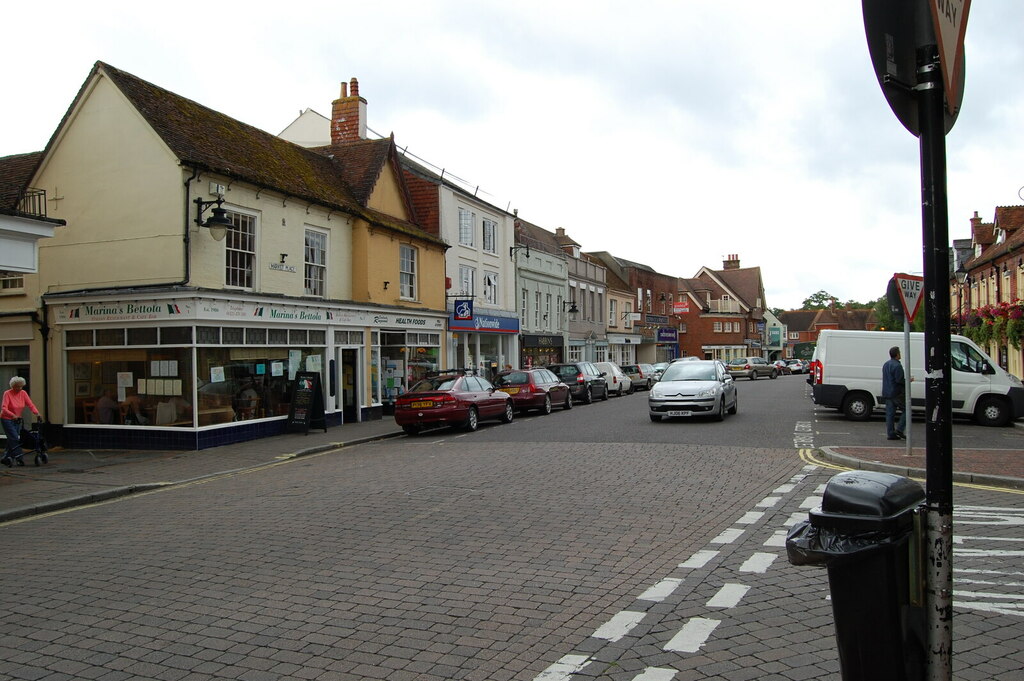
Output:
top-left (3, 1), bottom-right (1021, 311)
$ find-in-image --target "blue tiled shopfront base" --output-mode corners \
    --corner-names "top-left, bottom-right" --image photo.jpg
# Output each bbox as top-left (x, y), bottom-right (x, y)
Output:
top-left (58, 412), bottom-right (346, 451)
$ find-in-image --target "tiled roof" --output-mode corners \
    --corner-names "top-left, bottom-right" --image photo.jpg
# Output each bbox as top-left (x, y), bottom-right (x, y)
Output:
top-left (964, 205), bottom-right (1024, 270)
top-left (514, 218), bottom-right (565, 257)
top-left (777, 310), bottom-right (818, 332)
top-left (714, 266), bottom-right (763, 311)
top-left (0, 151), bottom-right (43, 212)
top-left (61, 62), bottom-right (443, 247)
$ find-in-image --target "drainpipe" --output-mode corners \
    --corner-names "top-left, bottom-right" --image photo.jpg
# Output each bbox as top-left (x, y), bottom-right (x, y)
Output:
top-left (183, 166), bottom-right (200, 285)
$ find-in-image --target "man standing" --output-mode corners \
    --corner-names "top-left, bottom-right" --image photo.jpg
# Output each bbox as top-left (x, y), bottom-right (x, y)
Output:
top-left (882, 346), bottom-right (907, 440)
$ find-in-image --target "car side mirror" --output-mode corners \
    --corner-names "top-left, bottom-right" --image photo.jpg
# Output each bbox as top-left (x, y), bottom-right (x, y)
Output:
top-left (982, 362), bottom-right (995, 375)
top-left (599, 372), bottom-right (607, 377)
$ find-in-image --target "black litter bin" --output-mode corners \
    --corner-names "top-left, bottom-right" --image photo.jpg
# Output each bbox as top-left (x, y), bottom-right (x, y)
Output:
top-left (786, 470), bottom-right (926, 681)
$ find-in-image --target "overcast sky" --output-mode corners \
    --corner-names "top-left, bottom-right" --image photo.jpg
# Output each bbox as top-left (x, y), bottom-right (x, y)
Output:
top-left (3, 1), bottom-right (1021, 310)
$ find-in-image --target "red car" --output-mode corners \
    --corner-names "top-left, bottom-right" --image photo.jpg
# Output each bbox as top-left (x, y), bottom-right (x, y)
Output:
top-left (493, 368), bottom-right (573, 415)
top-left (394, 374), bottom-right (514, 435)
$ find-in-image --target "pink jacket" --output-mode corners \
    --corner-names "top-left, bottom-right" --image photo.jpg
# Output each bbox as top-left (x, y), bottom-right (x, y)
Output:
top-left (1, 389), bottom-right (39, 420)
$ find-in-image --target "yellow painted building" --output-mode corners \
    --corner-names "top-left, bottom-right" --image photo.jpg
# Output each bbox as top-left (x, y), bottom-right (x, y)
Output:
top-left (0, 62), bottom-right (448, 449)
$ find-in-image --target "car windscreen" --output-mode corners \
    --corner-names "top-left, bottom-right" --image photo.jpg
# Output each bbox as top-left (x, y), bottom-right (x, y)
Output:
top-left (554, 366), bottom-right (579, 379)
top-left (409, 377), bottom-right (459, 392)
top-left (661, 364), bottom-right (717, 381)
top-left (494, 372), bottom-right (530, 386)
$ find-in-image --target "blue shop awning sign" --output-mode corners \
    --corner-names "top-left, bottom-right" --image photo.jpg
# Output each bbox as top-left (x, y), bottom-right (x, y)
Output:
top-left (449, 310), bottom-right (520, 334)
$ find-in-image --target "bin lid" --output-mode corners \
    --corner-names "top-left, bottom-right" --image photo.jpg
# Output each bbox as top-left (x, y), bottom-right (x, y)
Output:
top-left (809, 470), bottom-right (924, 533)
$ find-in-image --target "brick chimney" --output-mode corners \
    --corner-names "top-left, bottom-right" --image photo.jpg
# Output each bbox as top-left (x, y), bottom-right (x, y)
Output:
top-left (331, 78), bottom-right (367, 144)
top-left (722, 254), bottom-right (741, 270)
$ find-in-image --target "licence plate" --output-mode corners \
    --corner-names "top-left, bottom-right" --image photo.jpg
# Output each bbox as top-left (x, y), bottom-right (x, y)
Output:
top-left (667, 410), bottom-right (692, 417)
top-left (498, 387), bottom-right (520, 395)
top-left (411, 400), bottom-right (433, 408)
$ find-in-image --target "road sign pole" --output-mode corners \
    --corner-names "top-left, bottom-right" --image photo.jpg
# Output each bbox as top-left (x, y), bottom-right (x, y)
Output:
top-left (916, 42), bottom-right (954, 681)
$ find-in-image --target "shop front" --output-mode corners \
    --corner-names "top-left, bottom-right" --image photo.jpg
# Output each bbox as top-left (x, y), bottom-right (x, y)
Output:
top-left (448, 310), bottom-right (520, 382)
top-left (520, 334), bottom-right (564, 368)
top-left (46, 291), bottom-right (445, 449)
top-left (606, 333), bottom-right (641, 366)
top-left (656, 327), bottom-right (679, 362)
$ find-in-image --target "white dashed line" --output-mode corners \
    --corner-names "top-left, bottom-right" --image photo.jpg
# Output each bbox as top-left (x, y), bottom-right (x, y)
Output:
top-left (736, 511), bottom-right (765, 525)
top-left (638, 577), bottom-right (683, 602)
top-left (631, 667), bottom-right (677, 681)
top-left (799, 495), bottom-right (821, 510)
top-left (710, 528), bottom-right (744, 544)
top-left (707, 583), bottom-right (750, 608)
top-left (593, 611), bottom-right (646, 642)
top-left (773, 483), bottom-right (796, 494)
top-left (787, 512), bottom-right (807, 526)
top-left (534, 654), bottom-right (590, 680)
top-left (664, 617), bottom-right (721, 653)
top-left (764, 530), bottom-right (788, 547)
top-left (756, 496), bottom-right (781, 508)
top-left (679, 550), bottom-right (718, 569)
top-left (739, 552), bottom-right (778, 574)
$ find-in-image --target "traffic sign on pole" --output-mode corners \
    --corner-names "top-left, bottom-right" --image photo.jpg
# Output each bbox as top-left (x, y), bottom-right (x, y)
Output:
top-left (894, 273), bottom-right (925, 322)
top-left (929, 0), bottom-right (971, 115)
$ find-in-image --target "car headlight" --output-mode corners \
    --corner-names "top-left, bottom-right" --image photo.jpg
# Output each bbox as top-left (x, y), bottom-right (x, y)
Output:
top-left (695, 388), bottom-right (717, 398)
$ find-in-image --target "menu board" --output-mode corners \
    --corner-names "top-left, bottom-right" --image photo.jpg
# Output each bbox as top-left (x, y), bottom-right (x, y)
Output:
top-left (286, 372), bottom-right (327, 434)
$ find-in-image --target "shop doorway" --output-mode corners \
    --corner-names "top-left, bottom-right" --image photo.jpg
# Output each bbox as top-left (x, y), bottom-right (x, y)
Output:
top-left (339, 348), bottom-right (360, 423)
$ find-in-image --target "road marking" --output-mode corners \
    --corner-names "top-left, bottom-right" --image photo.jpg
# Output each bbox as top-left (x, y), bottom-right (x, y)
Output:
top-left (710, 528), bottom-right (744, 544)
top-left (707, 583), bottom-right (749, 608)
top-left (638, 578), bottom-right (683, 602)
top-left (764, 530), bottom-right (789, 547)
top-left (593, 611), bottom-right (646, 642)
top-left (955, 602), bottom-right (1024, 617)
top-left (631, 668), bottom-right (677, 681)
top-left (787, 512), bottom-right (807, 526)
top-left (799, 495), bottom-right (821, 509)
top-left (736, 511), bottom-right (764, 524)
top-left (773, 483), bottom-right (795, 494)
top-left (756, 496), bottom-right (781, 508)
top-left (679, 550), bottom-right (718, 569)
top-left (739, 552), bottom-right (777, 573)
top-left (664, 617), bottom-right (720, 653)
top-left (535, 654), bottom-right (590, 680)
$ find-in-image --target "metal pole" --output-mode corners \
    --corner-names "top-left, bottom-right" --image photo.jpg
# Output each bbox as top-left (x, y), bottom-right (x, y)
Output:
top-left (916, 43), bottom-right (954, 681)
top-left (904, 323), bottom-right (912, 455)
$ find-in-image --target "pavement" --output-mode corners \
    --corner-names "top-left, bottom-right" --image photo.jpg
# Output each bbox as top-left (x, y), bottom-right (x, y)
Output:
top-left (1, 419), bottom-right (1022, 524)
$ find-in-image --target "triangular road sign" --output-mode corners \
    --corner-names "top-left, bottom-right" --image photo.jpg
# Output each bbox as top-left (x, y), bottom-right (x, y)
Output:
top-left (894, 273), bottom-right (925, 322)
top-left (930, 0), bottom-right (971, 115)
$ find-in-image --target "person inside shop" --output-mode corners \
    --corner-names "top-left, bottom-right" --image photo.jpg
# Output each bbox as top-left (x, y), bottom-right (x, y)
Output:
top-left (122, 389), bottom-right (149, 425)
top-left (94, 388), bottom-right (119, 424)
top-left (2, 376), bottom-right (41, 467)
top-left (234, 379), bottom-right (260, 420)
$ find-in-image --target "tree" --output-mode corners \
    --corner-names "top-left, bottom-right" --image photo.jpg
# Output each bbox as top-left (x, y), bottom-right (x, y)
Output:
top-left (872, 295), bottom-right (926, 332)
top-left (801, 290), bottom-right (837, 310)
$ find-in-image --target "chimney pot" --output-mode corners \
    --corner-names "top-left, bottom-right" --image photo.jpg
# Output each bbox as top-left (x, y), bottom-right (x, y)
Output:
top-left (350, 78), bottom-right (359, 97)
top-left (340, 82), bottom-right (347, 98)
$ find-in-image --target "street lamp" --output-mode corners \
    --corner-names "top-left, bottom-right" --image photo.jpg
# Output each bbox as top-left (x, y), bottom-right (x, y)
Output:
top-left (955, 263), bottom-right (969, 333)
top-left (194, 196), bottom-right (232, 241)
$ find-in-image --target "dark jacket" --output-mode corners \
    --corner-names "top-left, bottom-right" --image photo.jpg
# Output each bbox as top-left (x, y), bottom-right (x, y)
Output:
top-left (882, 357), bottom-right (905, 400)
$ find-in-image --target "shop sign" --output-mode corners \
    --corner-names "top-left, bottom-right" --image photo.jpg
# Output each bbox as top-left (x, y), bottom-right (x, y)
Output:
top-left (448, 312), bottom-right (520, 334)
top-left (521, 335), bottom-right (564, 347)
top-left (454, 299), bottom-right (473, 320)
top-left (656, 328), bottom-right (678, 342)
top-left (58, 300), bottom-right (195, 323)
top-left (673, 301), bottom-right (689, 314)
top-left (646, 314), bottom-right (669, 325)
top-left (607, 334), bottom-right (642, 345)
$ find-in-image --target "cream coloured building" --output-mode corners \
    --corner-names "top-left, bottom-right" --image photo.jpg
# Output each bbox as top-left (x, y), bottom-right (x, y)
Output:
top-left (0, 62), bottom-right (448, 450)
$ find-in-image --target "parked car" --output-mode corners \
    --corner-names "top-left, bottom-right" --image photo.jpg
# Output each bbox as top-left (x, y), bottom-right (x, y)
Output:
top-left (595, 361), bottom-right (633, 396)
top-left (787, 359), bottom-right (808, 374)
top-left (621, 363), bottom-right (656, 390)
top-left (549, 362), bottom-right (609, 403)
top-left (771, 360), bottom-right (793, 375)
top-left (650, 362), bottom-right (670, 381)
top-left (493, 368), bottom-right (572, 414)
top-left (648, 359), bottom-right (737, 422)
top-left (394, 374), bottom-right (514, 435)
top-left (726, 356), bottom-right (778, 380)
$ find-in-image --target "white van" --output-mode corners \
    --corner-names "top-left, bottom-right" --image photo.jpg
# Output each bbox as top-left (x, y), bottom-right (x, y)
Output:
top-left (809, 329), bottom-right (1024, 427)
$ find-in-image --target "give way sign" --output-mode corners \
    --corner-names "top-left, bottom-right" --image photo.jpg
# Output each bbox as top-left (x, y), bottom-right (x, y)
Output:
top-left (894, 272), bottom-right (925, 322)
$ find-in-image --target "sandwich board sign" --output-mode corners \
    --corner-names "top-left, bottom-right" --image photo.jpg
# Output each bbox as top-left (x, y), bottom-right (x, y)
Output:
top-left (894, 272), bottom-right (925, 322)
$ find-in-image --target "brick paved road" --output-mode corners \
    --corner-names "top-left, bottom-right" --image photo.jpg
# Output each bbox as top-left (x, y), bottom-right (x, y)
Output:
top-left (1, 413), bottom-right (1021, 680)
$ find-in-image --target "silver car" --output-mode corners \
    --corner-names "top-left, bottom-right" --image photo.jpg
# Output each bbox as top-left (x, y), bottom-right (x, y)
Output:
top-left (648, 359), bottom-right (738, 422)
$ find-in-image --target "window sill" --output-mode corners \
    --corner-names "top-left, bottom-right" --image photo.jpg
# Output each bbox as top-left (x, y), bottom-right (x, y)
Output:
top-left (0, 289), bottom-right (26, 297)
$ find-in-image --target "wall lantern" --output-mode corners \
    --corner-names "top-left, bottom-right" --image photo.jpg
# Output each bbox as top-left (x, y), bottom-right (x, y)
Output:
top-left (194, 196), bottom-right (232, 241)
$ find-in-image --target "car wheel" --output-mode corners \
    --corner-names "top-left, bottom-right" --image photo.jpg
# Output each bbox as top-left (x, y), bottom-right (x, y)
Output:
top-left (842, 392), bottom-right (873, 421)
top-left (975, 396), bottom-right (1010, 427)
top-left (750, 372), bottom-right (757, 380)
top-left (649, 414), bottom-right (661, 422)
top-left (627, 384), bottom-right (635, 395)
top-left (714, 397), bottom-right (725, 421)
top-left (464, 406), bottom-right (479, 431)
top-left (563, 393), bottom-right (573, 410)
top-left (583, 386), bottom-right (593, 404)
top-left (601, 386), bottom-right (610, 401)
top-left (539, 394), bottom-right (552, 415)
top-left (402, 425), bottom-right (422, 436)
top-left (501, 401), bottom-right (515, 423)
top-left (770, 370), bottom-right (777, 379)
top-left (728, 394), bottom-right (738, 415)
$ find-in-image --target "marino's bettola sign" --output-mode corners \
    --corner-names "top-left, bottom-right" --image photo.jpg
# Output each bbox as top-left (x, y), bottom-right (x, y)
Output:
top-left (55, 297), bottom-right (445, 330)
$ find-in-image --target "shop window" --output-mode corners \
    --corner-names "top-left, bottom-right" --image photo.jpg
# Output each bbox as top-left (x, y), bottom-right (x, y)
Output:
top-left (67, 348), bottom-right (193, 427)
top-left (289, 329), bottom-right (308, 345)
top-left (335, 330), bottom-right (364, 345)
top-left (197, 326), bottom-right (220, 344)
top-left (67, 330), bottom-right (93, 347)
top-left (222, 328), bottom-right (244, 344)
top-left (96, 329), bottom-right (126, 346)
top-left (269, 329), bottom-right (288, 345)
top-left (246, 328), bottom-right (267, 345)
top-left (160, 327), bottom-right (192, 345)
top-left (309, 330), bottom-right (325, 345)
top-left (128, 328), bottom-right (159, 345)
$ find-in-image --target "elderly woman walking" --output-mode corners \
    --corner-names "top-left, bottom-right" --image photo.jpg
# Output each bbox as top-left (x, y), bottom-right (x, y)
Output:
top-left (2, 376), bottom-right (41, 467)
